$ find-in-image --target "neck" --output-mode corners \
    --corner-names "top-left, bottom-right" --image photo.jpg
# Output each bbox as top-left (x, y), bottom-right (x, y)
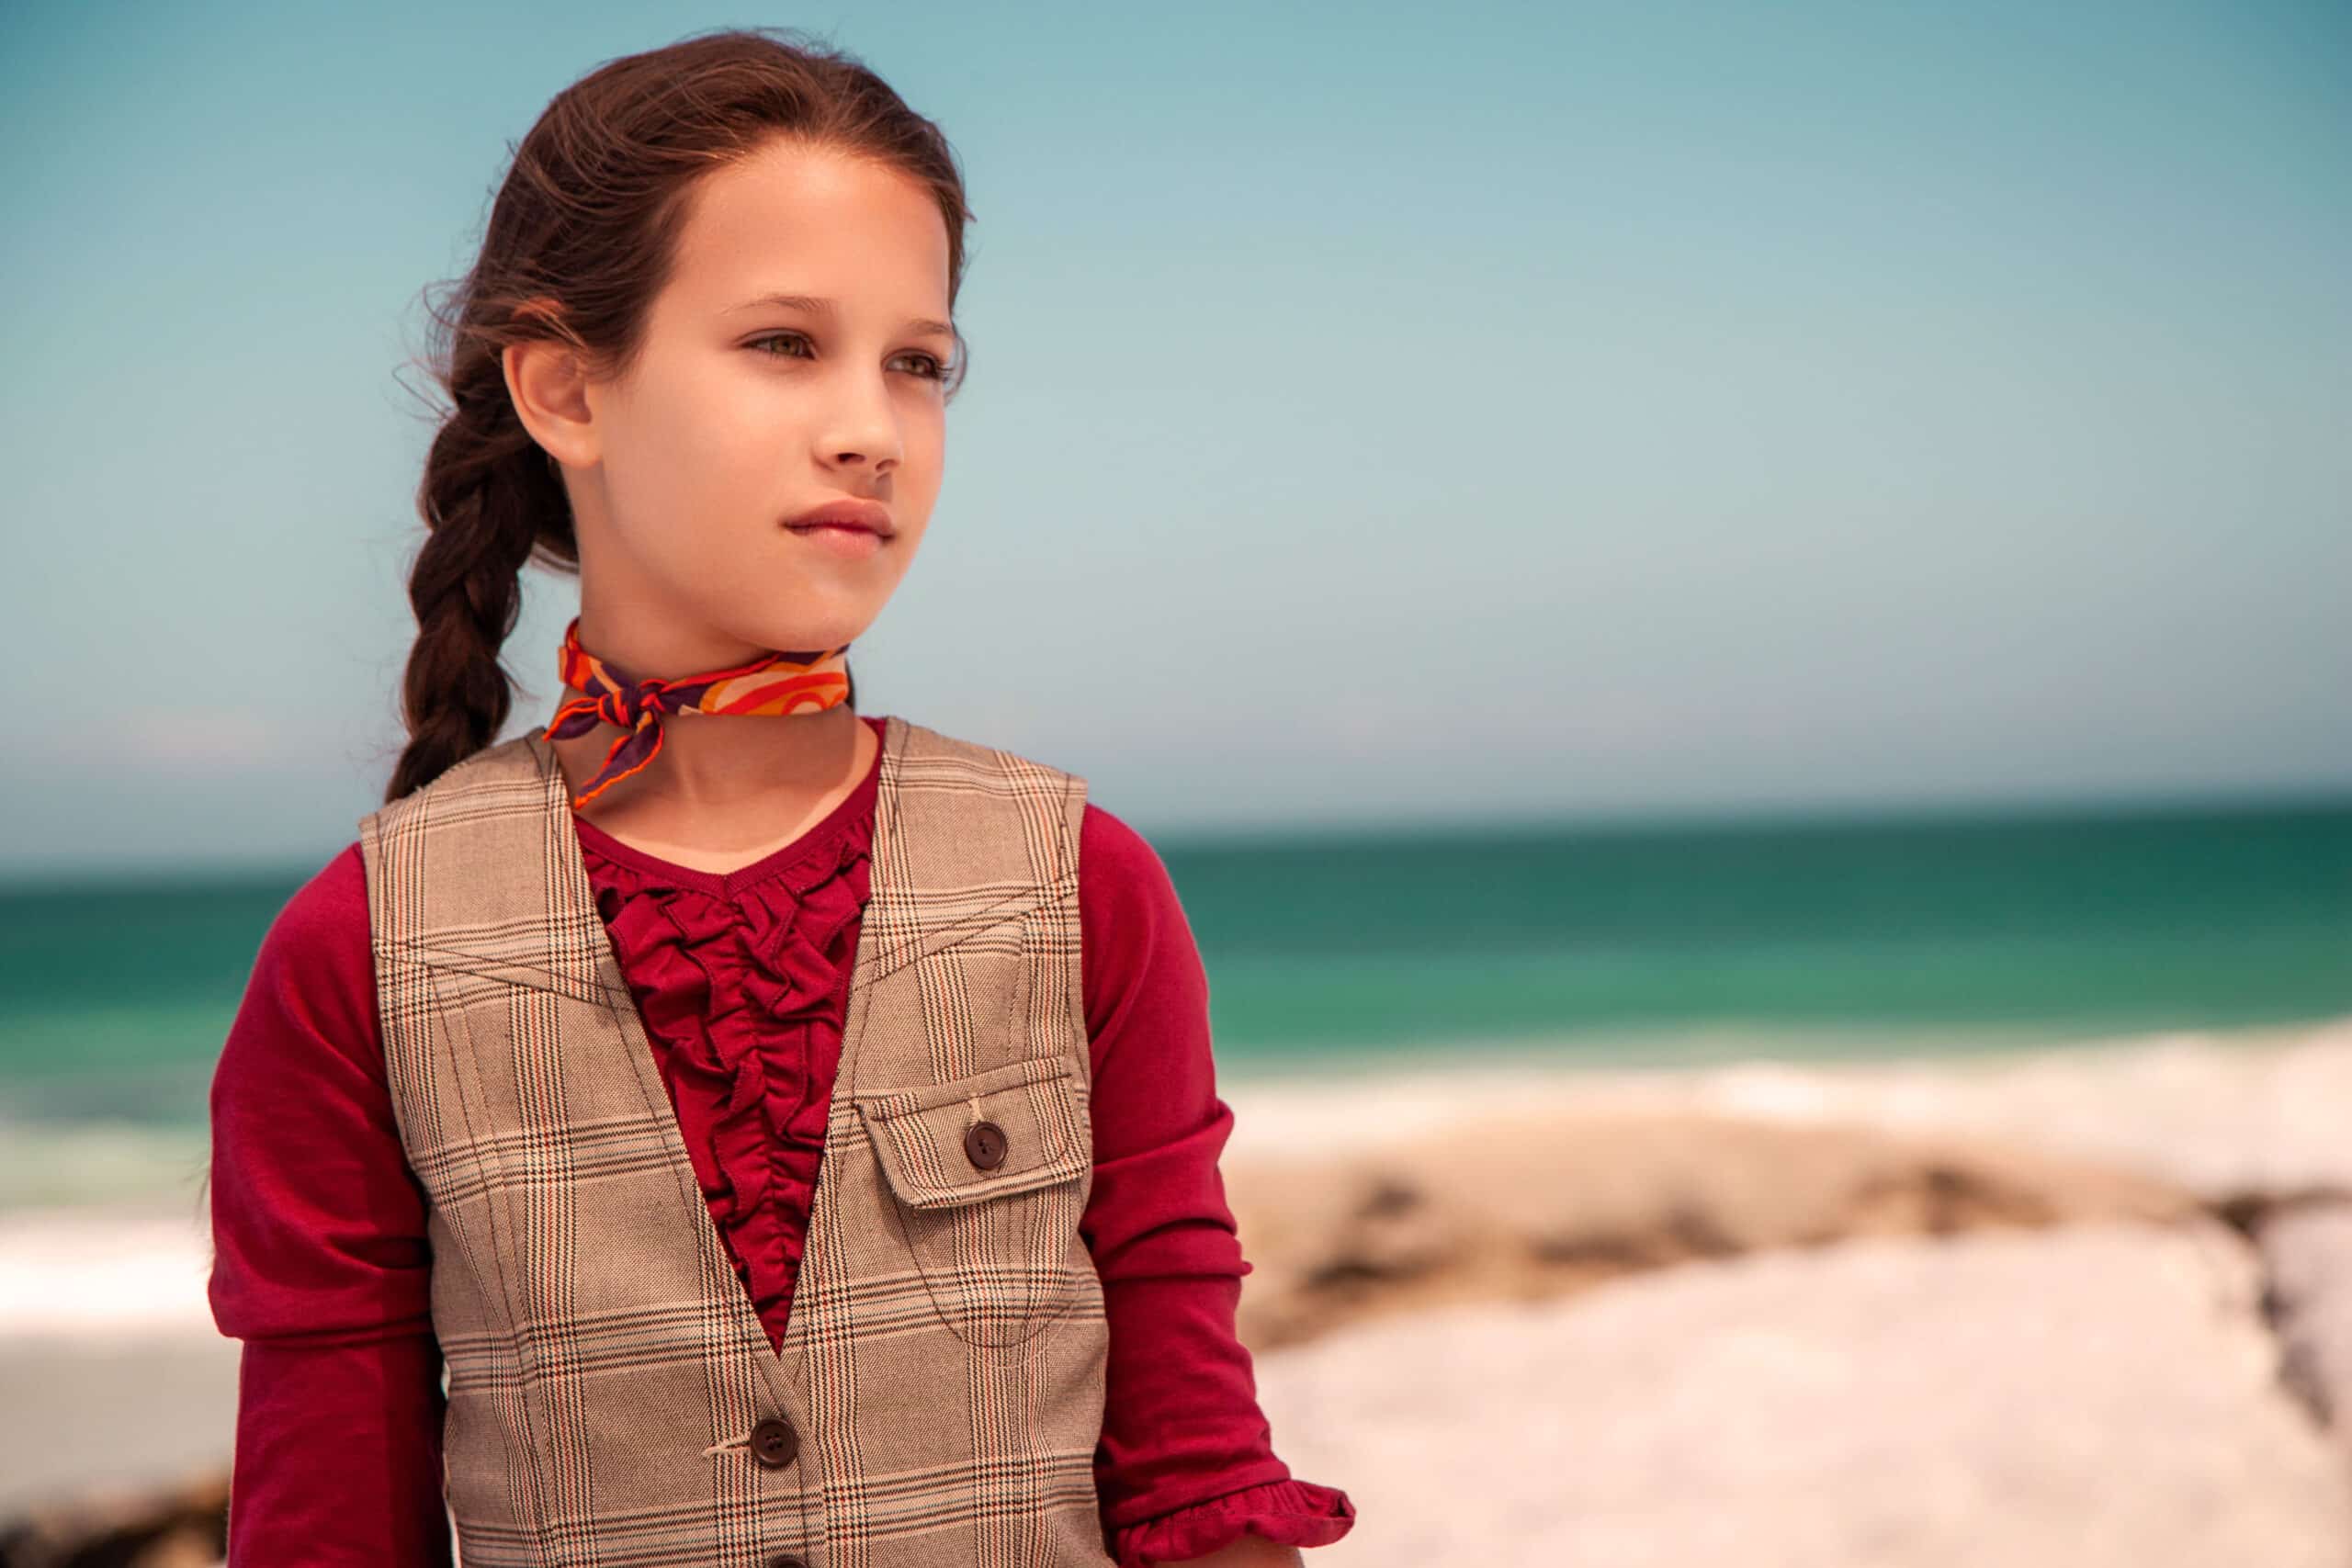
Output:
top-left (549, 700), bottom-right (871, 818)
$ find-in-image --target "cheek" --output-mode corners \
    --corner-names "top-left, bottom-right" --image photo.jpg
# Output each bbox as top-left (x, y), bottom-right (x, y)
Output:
top-left (666, 370), bottom-right (781, 479)
top-left (610, 378), bottom-right (779, 532)
top-left (900, 408), bottom-right (947, 491)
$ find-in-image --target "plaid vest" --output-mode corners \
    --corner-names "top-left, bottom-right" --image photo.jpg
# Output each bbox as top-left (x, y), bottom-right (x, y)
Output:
top-left (356, 713), bottom-right (1114, 1567)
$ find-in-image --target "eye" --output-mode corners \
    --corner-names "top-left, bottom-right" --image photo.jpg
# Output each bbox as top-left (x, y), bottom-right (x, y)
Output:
top-left (746, 333), bottom-right (950, 382)
top-left (747, 332), bottom-right (815, 361)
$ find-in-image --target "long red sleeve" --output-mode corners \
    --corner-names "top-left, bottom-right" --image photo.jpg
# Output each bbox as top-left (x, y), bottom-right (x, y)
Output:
top-left (207, 732), bottom-right (1352, 1564)
top-left (1075, 813), bottom-right (1357, 1562)
top-left (204, 844), bottom-right (454, 1566)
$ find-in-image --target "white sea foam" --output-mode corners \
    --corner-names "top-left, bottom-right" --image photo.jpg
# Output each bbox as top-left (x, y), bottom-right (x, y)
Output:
top-left (1215, 1013), bottom-right (2352, 1198)
top-left (0, 1202), bottom-right (218, 1339)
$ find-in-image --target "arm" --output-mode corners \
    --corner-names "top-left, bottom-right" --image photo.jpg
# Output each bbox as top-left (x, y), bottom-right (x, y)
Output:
top-left (1076, 804), bottom-right (1357, 1567)
top-left (206, 842), bottom-right (453, 1566)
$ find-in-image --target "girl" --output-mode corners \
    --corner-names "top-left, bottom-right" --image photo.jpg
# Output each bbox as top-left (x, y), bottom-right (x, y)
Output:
top-left (204, 27), bottom-right (1356, 1568)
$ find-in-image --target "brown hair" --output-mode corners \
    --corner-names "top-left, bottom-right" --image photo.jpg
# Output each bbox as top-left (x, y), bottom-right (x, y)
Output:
top-left (382, 26), bottom-right (972, 804)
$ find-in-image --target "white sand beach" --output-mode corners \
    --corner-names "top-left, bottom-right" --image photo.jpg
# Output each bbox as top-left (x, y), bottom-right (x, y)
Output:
top-left (6, 1016), bottom-right (2352, 1563)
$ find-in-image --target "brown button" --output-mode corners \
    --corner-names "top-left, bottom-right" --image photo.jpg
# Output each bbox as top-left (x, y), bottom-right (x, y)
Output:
top-left (750, 1416), bottom-right (797, 1469)
top-left (965, 1120), bottom-right (1008, 1169)
top-left (767, 1556), bottom-right (808, 1568)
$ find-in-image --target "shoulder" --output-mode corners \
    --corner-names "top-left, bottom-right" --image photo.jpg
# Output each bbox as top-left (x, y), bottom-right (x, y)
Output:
top-left (1080, 800), bottom-right (1178, 909)
top-left (888, 715), bottom-right (1086, 795)
top-left (1078, 800), bottom-right (1202, 978)
top-left (1071, 801), bottom-right (1212, 1072)
top-left (220, 841), bottom-right (379, 1083)
top-left (884, 716), bottom-right (1092, 884)
top-left (358, 734), bottom-right (546, 846)
top-left (269, 840), bottom-right (373, 959)
top-left (881, 720), bottom-right (1188, 961)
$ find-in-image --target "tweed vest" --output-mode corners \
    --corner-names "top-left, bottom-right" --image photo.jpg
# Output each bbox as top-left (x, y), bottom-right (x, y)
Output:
top-left (356, 713), bottom-right (1115, 1567)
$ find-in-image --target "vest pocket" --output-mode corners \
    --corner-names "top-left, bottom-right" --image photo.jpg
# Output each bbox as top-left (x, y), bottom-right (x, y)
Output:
top-left (854, 1055), bottom-right (1092, 1346)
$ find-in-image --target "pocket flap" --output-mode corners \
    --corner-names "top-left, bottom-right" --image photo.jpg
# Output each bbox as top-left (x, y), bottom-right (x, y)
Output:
top-left (854, 1056), bottom-right (1091, 1211)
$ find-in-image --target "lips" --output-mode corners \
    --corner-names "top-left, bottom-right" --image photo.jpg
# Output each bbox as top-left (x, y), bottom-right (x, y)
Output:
top-left (784, 498), bottom-right (893, 536)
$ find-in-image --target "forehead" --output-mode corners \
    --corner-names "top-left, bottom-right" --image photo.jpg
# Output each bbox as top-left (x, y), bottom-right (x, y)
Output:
top-left (663, 139), bottom-right (951, 316)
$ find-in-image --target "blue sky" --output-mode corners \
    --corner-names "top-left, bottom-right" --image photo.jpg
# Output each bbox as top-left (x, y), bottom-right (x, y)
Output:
top-left (2, 0), bottom-right (2346, 877)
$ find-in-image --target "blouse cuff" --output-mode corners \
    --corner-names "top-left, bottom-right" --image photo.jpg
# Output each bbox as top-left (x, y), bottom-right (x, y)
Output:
top-left (1108, 1476), bottom-right (1357, 1566)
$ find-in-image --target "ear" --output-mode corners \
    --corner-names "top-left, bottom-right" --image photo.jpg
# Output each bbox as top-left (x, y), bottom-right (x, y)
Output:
top-left (503, 302), bottom-right (600, 471)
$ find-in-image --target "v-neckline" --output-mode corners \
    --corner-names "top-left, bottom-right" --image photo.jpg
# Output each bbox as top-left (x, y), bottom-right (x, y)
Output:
top-left (520, 715), bottom-right (904, 1399)
top-left (565, 713), bottom-right (888, 901)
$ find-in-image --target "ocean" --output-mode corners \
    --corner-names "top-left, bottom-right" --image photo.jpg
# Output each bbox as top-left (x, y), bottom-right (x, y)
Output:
top-left (2, 794), bottom-right (2348, 1215)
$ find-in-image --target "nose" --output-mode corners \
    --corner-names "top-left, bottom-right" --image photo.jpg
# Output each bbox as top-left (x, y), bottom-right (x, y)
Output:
top-left (820, 366), bottom-right (902, 475)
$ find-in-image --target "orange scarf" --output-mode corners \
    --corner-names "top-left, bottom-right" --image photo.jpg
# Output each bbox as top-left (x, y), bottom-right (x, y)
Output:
top-left (544, 615), bottom-right (854, 808)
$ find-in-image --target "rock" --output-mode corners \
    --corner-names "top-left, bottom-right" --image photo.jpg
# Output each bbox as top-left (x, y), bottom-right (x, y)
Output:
top-left (0, 1466), bottom-right (226, 1568)
top-left (2251, 1197), bottom-right (2352, 1444)
top-left (1227, 1109), bottom-right (2201, 1348)
top-left (1245, 1220), bottom-right (2352, 1568)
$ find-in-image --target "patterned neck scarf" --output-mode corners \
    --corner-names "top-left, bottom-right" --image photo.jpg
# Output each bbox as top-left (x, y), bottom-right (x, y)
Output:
top-left (544, 615), bottom-right (854, 809)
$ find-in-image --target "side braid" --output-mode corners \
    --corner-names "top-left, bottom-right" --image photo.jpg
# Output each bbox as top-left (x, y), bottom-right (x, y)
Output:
top-left (382, 370), bottom-right (566, 802)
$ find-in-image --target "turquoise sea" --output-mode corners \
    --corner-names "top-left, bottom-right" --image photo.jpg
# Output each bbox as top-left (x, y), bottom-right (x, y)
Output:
top-left (2, 795), bottom-right (2347, 1211)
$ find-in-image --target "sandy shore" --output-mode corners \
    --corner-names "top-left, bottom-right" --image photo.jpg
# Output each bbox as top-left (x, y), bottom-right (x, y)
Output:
top-left (7, 1015), bottom-right (2351, 1562)
top-left (0, 1330), bottom-right (239, 1516)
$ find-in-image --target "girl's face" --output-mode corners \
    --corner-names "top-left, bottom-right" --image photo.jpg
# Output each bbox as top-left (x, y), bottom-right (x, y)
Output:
top-left (516, 137), bottom-right (954, 668)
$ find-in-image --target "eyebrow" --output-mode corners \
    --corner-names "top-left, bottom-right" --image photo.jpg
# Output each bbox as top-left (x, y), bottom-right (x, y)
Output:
top-left (727, 291), bottom-right (954, 342)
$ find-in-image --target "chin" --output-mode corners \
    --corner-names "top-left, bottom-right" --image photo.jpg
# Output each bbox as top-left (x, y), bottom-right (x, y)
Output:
top-left (729, 608), bottom-right (874, 657)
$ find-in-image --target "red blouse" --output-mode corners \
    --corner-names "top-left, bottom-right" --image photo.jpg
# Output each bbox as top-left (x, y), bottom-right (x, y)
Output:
top-left (206, 712), bottom-right (1354, 1566)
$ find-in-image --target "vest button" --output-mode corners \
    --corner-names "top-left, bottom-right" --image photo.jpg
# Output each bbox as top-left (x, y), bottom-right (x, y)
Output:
top-left (767, 1556), bottom-right (808, 1568)
top-left (965, 1120), bottom-right (1008, 1169)
top-left (750, 1416), bottom-right (798, 1469)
